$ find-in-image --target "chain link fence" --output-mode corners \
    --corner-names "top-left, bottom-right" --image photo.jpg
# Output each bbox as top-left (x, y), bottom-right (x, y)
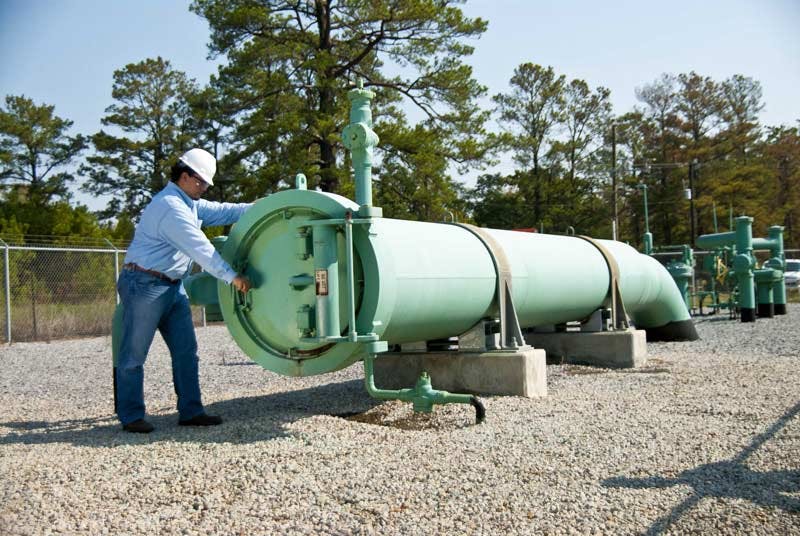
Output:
top-left (0, 237), bottom-right (207, 343)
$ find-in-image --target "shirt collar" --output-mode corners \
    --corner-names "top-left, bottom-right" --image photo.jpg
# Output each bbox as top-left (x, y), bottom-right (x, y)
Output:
top-left (165, 180), bottom-right (195, 207)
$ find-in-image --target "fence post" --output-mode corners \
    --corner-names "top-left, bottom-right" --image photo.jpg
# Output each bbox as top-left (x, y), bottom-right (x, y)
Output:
top-left (0, 239), bottom-right (10, 344)
top-left (104, 238), bottom-right (120, 305)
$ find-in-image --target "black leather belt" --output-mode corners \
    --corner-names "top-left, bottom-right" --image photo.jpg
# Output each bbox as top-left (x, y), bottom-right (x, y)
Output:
top-left (122, 263), bottom-right (180, 284)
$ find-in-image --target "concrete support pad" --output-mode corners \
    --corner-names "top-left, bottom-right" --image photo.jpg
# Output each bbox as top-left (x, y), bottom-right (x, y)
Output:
top-left (525, 329), bottom-right (647, 369)
top-left (372, 347), bottom-right (547, 398)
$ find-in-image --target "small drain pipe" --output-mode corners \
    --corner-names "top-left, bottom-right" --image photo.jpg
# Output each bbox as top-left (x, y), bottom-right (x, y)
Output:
top-left (363, 354), bottom-right (485, 424)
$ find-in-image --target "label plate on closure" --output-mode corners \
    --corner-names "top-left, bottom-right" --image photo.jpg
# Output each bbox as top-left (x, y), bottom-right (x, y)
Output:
top-left (315, 269), bottom-right (329, 296)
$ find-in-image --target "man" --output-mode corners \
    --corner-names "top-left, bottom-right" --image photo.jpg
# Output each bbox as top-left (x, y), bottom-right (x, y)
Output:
top-left (116, 148), bottom-right (253, 433)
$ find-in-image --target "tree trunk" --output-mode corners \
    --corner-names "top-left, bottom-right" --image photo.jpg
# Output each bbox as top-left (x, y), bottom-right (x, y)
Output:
top-left (315, 0), bottom-right (338, 193)
top-left (318, 128), bottom-right (337, 192)
top-left (532, 155), bottom-right (541, 226)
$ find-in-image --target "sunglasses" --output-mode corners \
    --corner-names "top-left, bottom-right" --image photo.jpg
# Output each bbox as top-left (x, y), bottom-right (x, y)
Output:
top-left (188, 172), bottom-right (209, 189)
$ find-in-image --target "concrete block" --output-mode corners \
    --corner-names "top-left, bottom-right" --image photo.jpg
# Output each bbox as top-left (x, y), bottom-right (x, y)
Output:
top-left (372, 347), bottom-right (547, 398)
top-left (524, 329), bottom-right (647, 368)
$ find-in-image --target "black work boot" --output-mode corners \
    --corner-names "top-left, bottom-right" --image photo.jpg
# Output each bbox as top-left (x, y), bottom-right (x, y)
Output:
top-left (178, 414), bottom-right (223, 426)
top-left (122, 419), bottom-right (154, 433)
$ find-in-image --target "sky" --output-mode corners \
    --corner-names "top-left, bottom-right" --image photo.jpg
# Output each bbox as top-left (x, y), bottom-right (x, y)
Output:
top-left (1, 0), bottom-right (799, 210)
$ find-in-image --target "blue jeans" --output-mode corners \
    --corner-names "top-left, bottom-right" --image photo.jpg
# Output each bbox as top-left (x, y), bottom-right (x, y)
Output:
top-left (115, 269), bottom-right (205, 425)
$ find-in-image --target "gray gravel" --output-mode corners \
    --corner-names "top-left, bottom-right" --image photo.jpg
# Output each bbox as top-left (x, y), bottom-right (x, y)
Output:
top-left (1, 305), bottom-right (799, 535)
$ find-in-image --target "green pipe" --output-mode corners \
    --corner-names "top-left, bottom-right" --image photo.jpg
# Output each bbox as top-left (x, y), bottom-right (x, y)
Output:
top-left (342, 78), bottom-right (380, 217)
top-left (751, 238), bottom-right (778, 251)
top-left (638, 183), bottom-right (650, 234)
top-left (766, 226), bottom-right (787, 314)
top-left (696, 216), bottom-right (755, 321)
top-left (637, 184), bottom-right (652, 254)
top-left (363, 354), bottom-right (485, 424)
top-left (696, 231), bottom-right (736, 249)
top-left (712, 201), bottom-right (718, 233)
top-left (768, 225), bottom-right (785, 254)
top-left (754, 268), bottom-right (779, 317)
top-left (643, 232), bottom-right (653, 256)
top-left (211, 191), bottom-right (700, 378)
top-left (733, 216), bottom-right (756, 322)
top-left (647, 245), bottom-right (692, 313)
top-left (598, 240), bottom-right (694, 335)
top-left (733, 216), bottom-right (755, 321)
top-left (667, 257), bottom-right (693, 311)
top-left (185, 237), bottom-right (227, 321)
top-left (344, 213), bottom-right (358, 341)
top-left (751, 226), bottom-right (787, 314)
top-left (683, 245), bottom-right (694, 266)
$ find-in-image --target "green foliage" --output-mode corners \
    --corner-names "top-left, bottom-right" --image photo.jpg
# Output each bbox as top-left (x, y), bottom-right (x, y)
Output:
top-left (0, 95), bottom-right (86, 202)
top-left (468, 173), bottom-right (530, 229)
top-left (617, 71), bottom-right (773, 248)
top-left (761, 126), bottom-right (800, 245)
top-left (493, 64), bottom-right (565, 174)
top-left (109, 212), bottom-right (135, 242)
top-left (0, 213), bottom-right (27, 237)
top-left (185, 85), bottom-right (258, 204)
top-left (480, 63), bottom-right (610, 235)
top-left (552, 79), bottom-right (612, 181)
top-left (469, 169), bottom-right (607, 234)
top-left (376, 121), bottom-right (467, 221)
top-left (0, 96), bottom-right (117, 316)
top-left (190, 0), bottom-right (490, 211)
top-left (0, 190), bottom-right (109, 243)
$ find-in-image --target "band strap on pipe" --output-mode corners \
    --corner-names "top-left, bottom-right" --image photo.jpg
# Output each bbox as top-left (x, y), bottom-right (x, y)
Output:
top-left (576, 235), bottom-right (630, 330)
top-left (452, 223), bottom-right (525, 349)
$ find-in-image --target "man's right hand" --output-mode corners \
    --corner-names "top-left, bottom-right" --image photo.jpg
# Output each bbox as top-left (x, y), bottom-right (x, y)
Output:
top-left (231, 274), bottom-right (252, 293)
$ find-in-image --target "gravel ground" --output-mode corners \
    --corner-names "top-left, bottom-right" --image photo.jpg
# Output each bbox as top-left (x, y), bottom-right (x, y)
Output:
top-left (1, 305), bottom-right (799, 535)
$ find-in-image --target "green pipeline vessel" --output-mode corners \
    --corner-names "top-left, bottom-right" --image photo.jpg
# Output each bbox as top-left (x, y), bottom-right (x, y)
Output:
top-left (182, 80), bottom-right (698, 378)
top-left (114, 80), bottom-right (698, 420)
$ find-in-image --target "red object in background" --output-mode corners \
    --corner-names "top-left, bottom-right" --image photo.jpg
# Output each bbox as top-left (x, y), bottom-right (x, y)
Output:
top-left (512, 228), bottom-right (538, 233)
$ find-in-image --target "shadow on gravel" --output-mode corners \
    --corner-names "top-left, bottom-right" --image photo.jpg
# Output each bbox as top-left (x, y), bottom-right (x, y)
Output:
top-left (691, 313), bottom-right (737, 324)
top-left (603, 399), bottom-right (800, 534)
top-left (0, 379), bottom-right (379, 448)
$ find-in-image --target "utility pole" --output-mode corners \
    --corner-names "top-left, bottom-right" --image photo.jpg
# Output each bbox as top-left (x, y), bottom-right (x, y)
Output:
top-left (636, 183), bottom-right (652, 255)
top-left (611, 123), bottom-right (617, 239)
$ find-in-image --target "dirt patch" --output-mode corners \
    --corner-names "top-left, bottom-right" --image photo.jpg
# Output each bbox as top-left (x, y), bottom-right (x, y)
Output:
top-left (331, 400), bottom-right (473, 430)
top-left (564, 365), bottom-right (608, 376)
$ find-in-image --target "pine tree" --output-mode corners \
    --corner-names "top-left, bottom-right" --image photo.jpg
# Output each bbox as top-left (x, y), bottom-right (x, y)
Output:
top-left (0, 95), bottom-right (86, 203)
top-left (81, 57), bottom-right (198, 219)
top-left (191, 0), bottom-right (490, 215)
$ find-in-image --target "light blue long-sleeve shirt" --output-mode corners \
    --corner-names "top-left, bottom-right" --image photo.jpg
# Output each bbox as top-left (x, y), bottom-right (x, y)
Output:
top-left (124, 181), bottom-right (253, 283)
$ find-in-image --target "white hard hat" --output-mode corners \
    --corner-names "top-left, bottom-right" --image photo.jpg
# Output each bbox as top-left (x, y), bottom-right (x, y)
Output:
top-left (179, 148), bottom-right (216, 186)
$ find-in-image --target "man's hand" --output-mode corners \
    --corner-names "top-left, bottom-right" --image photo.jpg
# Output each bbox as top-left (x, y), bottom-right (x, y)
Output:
top-left (231, 274), bottom-right (252, 293)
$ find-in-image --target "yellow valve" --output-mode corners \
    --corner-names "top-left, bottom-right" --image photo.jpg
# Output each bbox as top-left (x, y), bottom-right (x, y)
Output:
top-left (715, 257), bottom-right (728, 285)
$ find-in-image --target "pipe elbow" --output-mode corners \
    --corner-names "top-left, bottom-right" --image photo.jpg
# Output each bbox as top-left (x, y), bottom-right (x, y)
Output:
top-left (635, 257), bottom-right (699, 341)
top-left (470, 396), bottom-right (486, 424)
